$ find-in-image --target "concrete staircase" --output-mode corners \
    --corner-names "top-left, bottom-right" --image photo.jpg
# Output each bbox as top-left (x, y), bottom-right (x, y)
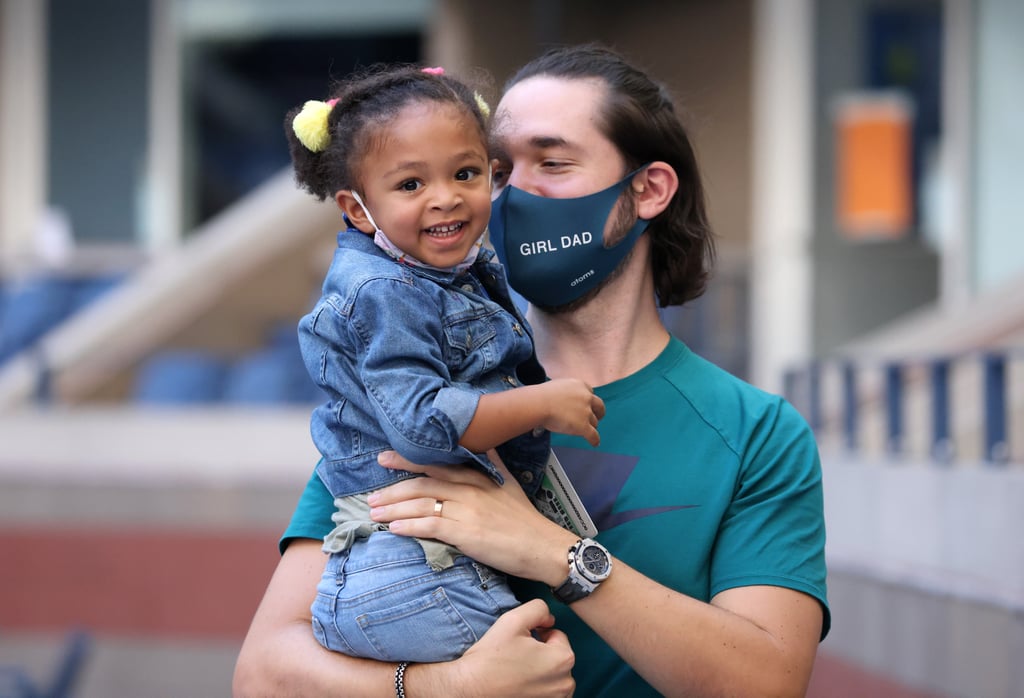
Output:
top-left (0, 169), bottom-right (338, 407)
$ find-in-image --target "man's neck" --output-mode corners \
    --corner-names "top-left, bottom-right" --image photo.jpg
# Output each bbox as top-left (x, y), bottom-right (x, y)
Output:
top-left (528, 249), bottom-right (670, 387)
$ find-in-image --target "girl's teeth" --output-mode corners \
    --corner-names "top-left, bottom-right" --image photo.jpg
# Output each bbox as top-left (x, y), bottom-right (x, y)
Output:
top-left (428, 223), bottom-right (461, 235)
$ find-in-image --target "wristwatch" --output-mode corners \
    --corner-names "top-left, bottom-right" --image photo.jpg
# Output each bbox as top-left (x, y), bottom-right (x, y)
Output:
top-left (551, 538), bottom-right (612, 604)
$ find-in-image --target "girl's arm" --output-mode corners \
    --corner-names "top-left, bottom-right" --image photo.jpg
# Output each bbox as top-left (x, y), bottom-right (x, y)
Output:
top-left (460, 378), bottom-right (605, 451)
top-left (322, 278), bottom-right (603, 462)
top-left (332, 278), bottom-right (554, 466)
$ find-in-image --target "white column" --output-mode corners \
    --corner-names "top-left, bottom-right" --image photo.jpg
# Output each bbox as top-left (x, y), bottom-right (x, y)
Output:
top-left (936, 0), bottom-right (974, 307)
top-left (0, 0), bottom-right (47, 268)
top-left (749, 0), bottom-right (814, 393)
top-left (143, 0), bottom-right (184, 253)
top-left (424, 0), bottom-right (472, 73)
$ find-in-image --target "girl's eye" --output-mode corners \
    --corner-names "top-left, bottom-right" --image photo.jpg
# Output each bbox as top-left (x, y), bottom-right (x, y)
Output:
top-left (455, 168), bottom-right (480, 182)
top-left (399, 180), bottom-right (421, 192)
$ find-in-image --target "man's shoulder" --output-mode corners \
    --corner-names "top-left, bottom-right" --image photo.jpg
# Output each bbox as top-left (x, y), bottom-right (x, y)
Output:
top-left (660, 342), bottom-right (811, 448)
top-left (662, 342), bottom-right (777, 410)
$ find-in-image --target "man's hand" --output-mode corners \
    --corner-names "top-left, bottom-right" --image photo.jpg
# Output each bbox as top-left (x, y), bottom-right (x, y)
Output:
top-left (370, 450), bottom-right (580, 587)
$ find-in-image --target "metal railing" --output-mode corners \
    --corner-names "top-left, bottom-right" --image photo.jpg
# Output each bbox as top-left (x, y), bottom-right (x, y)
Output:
top-left (784, 349), bottom-right (1022, 464)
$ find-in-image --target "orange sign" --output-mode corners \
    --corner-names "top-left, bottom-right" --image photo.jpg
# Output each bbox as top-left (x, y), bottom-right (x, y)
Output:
top-left (834, 92), bottom-right (913, 240)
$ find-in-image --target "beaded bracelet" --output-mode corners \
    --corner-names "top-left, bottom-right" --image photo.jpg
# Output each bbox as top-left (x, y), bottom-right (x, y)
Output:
top-left (394, 661), bottom-right (409, 698)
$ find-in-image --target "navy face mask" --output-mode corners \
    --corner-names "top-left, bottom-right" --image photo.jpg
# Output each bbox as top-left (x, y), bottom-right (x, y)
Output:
top-left (488, 167), bottom-right (650, 308)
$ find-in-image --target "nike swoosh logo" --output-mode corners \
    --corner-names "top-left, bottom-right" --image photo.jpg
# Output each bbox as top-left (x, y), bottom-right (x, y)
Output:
top-left (553, 446), bottom-right (698, 532)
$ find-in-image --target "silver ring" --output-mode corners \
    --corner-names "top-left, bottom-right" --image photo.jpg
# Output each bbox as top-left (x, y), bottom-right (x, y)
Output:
top-left (433, 499), bottom-right (444, 517)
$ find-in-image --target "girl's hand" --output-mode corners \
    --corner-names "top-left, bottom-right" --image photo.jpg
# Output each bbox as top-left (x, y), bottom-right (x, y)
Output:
top-left (369, 450), bottom-right (579, 587)
top-left (539, 378), bottom-right (605, 446)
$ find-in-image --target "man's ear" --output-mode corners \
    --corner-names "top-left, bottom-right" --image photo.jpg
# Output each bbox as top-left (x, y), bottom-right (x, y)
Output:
top-left (633, 161), bottom-right (678, 220)
top-left (335, 190), bottom-right (375, 234)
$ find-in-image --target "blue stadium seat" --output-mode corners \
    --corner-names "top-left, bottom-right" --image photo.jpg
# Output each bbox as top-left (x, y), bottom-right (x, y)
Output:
top-left (277, 323), bottom-right (328, 404)
top-left (133, 351), bottom-right (228, 404)
top-left (223, 321), bottom-right (326, 405)
top-left (0, 629), bottom-right (91, 698)
top-left (268, 321), bottom-right (301, 351)
top-left (69, 273), bottom-right (125, 312)
top-left (222, 347), bottom-right (309, 404)
top-left (0, 276), bottom-right (75, 363)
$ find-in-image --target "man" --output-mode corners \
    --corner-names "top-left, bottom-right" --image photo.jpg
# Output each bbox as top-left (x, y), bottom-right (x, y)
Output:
top-left (234, 44), bottom-right (828, 697)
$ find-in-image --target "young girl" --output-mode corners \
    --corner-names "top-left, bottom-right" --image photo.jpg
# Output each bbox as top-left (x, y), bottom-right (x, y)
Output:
top-left (284, 64), bottom-right (605, 664)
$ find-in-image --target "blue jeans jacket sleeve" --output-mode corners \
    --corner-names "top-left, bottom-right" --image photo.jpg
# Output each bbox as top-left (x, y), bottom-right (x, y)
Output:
top-left (301, 234), bottom-right (547, 497)
top-left (316, 275), bottom-right (488, 468)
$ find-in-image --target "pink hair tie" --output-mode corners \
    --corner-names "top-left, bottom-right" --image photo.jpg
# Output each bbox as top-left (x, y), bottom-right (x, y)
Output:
top-left (421, 66), bottom-right (445, 75)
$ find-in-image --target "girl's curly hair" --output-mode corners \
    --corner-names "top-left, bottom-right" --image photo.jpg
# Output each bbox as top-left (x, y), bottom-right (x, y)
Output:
top-left (285, 64), bottom-right (490, 202)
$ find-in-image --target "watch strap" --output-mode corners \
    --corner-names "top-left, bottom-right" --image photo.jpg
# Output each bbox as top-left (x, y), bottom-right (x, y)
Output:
top-left (552, 576), bottom-right (591, 604)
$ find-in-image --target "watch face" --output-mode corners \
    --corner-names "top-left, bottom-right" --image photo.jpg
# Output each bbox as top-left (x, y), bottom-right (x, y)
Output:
top-left (554, 539), bottom-right (612, 603)
top-left (580, 544), bottom-right (609, 575)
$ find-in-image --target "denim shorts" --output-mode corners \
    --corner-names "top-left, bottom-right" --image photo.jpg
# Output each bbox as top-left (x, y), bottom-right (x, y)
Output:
top-left (311, 532), bottom-right (520, 662)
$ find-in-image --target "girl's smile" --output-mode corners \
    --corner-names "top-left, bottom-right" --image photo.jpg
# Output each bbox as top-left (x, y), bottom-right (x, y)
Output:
top-left (338, 101), bottom-right (491, 270)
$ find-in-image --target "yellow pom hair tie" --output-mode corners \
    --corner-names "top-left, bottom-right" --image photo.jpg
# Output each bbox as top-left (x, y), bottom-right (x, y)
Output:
top-left (474, 92), bottom-right (491, 119)
top-left (292, 98), bottom-right (338, 153)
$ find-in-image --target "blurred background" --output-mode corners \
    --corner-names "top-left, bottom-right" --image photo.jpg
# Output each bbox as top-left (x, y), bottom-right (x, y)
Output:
top-left (0, 0), bottom-right (1021, 696)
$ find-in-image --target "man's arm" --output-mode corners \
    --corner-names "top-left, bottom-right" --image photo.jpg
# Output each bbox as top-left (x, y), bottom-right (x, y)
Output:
top-left (233, 539), bottom-right (577, 697)
top-left (233, 539), bottom-right (397, 697)
top-left (568, 565), bottom-right (822, 697)
top-left (370, 453), bottom-right (824, 697)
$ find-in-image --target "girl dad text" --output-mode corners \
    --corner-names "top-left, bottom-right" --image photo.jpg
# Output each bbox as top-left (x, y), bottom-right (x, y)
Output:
top-left (519, 232), bottom-right (592, 256)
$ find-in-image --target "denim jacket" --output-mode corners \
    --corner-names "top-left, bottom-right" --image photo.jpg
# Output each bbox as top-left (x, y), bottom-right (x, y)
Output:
top-left (300, 230), bottom-right (549, 499)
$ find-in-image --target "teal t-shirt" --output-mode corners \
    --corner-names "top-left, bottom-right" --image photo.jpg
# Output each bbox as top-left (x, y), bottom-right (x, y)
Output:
top-left (282, 337), bottom-right (830, 696)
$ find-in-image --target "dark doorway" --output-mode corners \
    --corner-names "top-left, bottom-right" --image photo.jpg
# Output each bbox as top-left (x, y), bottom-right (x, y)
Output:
top-left (183, 33), bottom-right (422, 229)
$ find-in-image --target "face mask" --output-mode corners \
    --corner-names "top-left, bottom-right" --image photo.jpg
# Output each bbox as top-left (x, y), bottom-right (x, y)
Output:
top-left (350, 190), bottom-right (482, 274)
top-left (488, 167), bottom-right (650, 308)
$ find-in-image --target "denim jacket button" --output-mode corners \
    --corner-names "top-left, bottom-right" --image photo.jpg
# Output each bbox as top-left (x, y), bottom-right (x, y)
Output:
top-left (518, 471), bottom-right (535, 485)
top-left (531, 427), bottom-right (546, 437)
top-left (461, 283), bottom-right (474, 292)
